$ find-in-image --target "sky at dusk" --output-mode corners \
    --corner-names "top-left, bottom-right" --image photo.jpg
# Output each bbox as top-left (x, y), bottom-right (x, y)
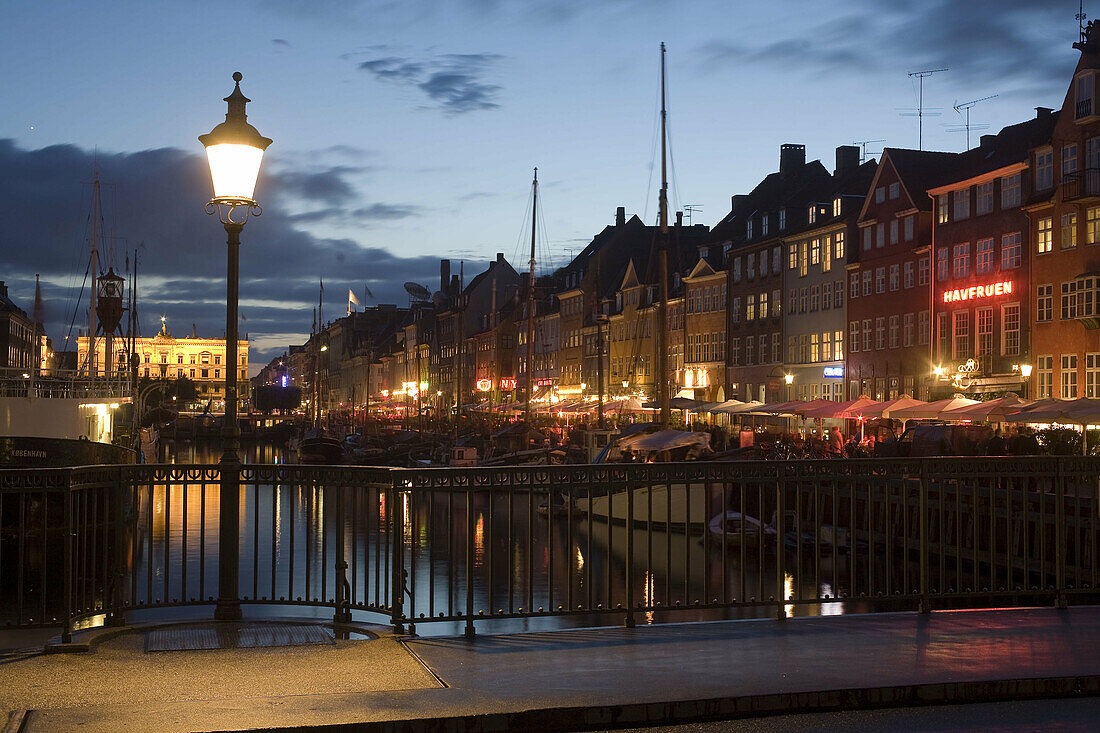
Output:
top-left (0, 0), bottom-right (1086, 371)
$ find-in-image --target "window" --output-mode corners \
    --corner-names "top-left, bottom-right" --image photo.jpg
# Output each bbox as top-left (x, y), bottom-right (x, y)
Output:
top-left (976, 307), bottom-right (993, 356)
top-left (745, 336), bottom-right (754, 365)
top-left (1063, 143), bottom-right (1079, 179)
top-left (952, 243), bottom-right (970, 279)
top-left (903, 313), bottom-right (915, 347)
top-left (976, 238), bottom-right (994, 274)
top-left (1061, 281), bottom-right (1078, 320)
top-left (1038, 217), bottom-right (1053, 253)
top-left (731, 297), bottom-right (741, 323)
top-left (903, 261), bottom-right (914, 289)
top-left (810, 238), bottom-right (820, 266)
top-left (862, 319), bottom-right (872, 351)
top-left (876, 186), bottom-right (885, 203)
top-left (1088, 353), bottom-right (1100, 398)
top-left (863, 226), bottom-right (872, 250)
top-left (937, 247), bottom-right (949, 281)
top-left (888, 182), bottom-right (899, 200)
top-left (1079, 75), bottom-right (1095, 118)
top-left (1038, 355), bottom-right (1054, 398)
top-left (953, 189), bottom-right (970, 220)
top-left (904, 215), bottom-right (914, 241)
top-left (788, 244), bottom-right (798, 270)
top-left (822, 330), bottom-right (832, 361)
top-left (976, 182), bottom-right (993, 215)
top-left (862, 270), bottom-right (872, 296)
top-left (799, 242), bottom-right (808, 276)
top-left (1088, 207), bottom-right (1100, 245)
top-left (760, 250), bottom-right (769, 276)
top-left (810, 333), bottom-right (819, 362)
top-left (1002, 303), bottom-right (1020, 356)
top-left (761, 215), bottom-right (769, 236)
top-left (1062, 354), bottom-right (1079, 399)
top-left (1062, 212), bottom-right (1078, 249)
top-left (799, 287), bottom-right (808, 313)
top-left (747, 294), bottom-right (756, 321)
top-left (747, 255), bottom-right (755, 279)
top-left (176, 354), bottom-right (183, 364)
top-left (772, 332), bottom-right (781, 363)
top-left (876, 223), bottom-right (885, 248)
top-left (850, 273), bottom-right (860, 299)
top-left (888, 315), bottom-right (899, 349)
top-left (875, 317), bottom-right (886, 350)
top-left (953, 311), bottom-right (970, 359)
top-left (887, 219), bottom-right (897, 245)
top-left (733, 258), bottom-right (742, 282)
top-left (808, 204), bottom-right (817, 224)
top-left (810, 285), bottom-right (820, 311)
top-left (730, 338), bottom-right (740, 366)
top-left (798, 335), bottom-right (807, 363)
top-left (772, 288), bottom-right (781, 316)
top-left (787, 336), bottom-right (797, 363)
top-left (849, 321), bottom-right (860, 352)
top-left (833, 197), bottom-right (842, 217)
top-left (1089, 136), bottom-right (1100, 168)
top-left (1036, 148), bottom-right (1053, 190)
top-left (772, 246), bottom-right (781, 273)
top-left (779, 209), bottom-right (787, 230)
top-left (822, 281), bottom-right (832, 310)
top-left (919, 257), bottom-right (930, 286)
top-left (834, 279), bottom-right (844, 309)
top-left (1037, 284), bottom-right (1053, 322)
top-left (937, 312), bottom-right (950, 359)
top-left (937, 194), bottom-right (948, 224)
top-left (759, 291), bottom-right (769, 319)
top-left (888, 264), bottom-right (899, 291)
top-left (875, 266), bottom-right (885, 294)
top-left (1001, 173), bottom-right (1021, 208)
top-left (822, 236), bottom-right (832, 272)
top-left (746, 219), bottom-right (754, 239)
top-left (1002, 232), bottom-right (1022, 269)
top-left (919, 310), bottom-right (930, 345)
top-left (835, 231), bottom-right (845, 259)
top-left (834, 330), bottom-right (844, 360)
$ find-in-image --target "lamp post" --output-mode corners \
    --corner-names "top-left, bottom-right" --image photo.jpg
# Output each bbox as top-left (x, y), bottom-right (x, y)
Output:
top-left (200, 71), bottom-right (272, 621)
top-left (1017, 363), bottom-right (1033, 399)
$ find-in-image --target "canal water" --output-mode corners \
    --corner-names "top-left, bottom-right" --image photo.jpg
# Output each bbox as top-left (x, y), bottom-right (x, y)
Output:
top-left (122, 441), bottom-right (899, 636)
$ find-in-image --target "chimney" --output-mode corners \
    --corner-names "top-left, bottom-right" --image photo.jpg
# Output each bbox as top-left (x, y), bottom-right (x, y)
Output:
top-left (1035, 106), bottom-right (1054, 118)
top-left (676, 211), bottom-right (683, 228)
top-left (616, 206), bottom-right (626, 226)
top-left (496, 252), bottom-right (505, 264)
top-left (979, 134), bottom-right (996, 148)
top-left (780, 143), bottom-right (806, 176)
top-left (834, 145), bottom-right (860, 174)
top-left (0, 281), bottom-right (6, 298)
top-left (731, 194), bottom-right (747, 211)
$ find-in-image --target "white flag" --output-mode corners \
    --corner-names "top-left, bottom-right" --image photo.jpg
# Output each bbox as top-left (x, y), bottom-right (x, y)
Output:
top-left (348, 288), bottom-right (360, 306)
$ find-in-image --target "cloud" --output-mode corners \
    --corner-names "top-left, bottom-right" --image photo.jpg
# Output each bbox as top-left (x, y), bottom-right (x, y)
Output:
top-left (0, 139), bottom-right (447, 366)
top-left (356, 52), bottom-right (504, 114)
top-left (272, 38), bottom-right (290, 47)
top-left (697, 1), bottom-right (1074, 97)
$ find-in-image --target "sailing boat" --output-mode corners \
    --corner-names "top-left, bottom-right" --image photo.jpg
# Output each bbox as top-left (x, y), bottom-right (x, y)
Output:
top-left (299, 281), bottom-right (344, 464)
top-left (573, 43), bottom-right (711, 531)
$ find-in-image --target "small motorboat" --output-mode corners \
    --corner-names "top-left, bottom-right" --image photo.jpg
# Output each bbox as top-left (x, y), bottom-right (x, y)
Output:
top-left (299, 432), bottom-right (345, 465)
top-left (707, 511), bottom-right (776, 549)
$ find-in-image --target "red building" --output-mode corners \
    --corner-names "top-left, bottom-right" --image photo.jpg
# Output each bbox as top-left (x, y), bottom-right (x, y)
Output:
top-left (928, 113), bottom-right (1056, 398)
top-left (1025, 22), bottom-right (1100, 400)
top-left (847, 149), bottom-right (960, 400)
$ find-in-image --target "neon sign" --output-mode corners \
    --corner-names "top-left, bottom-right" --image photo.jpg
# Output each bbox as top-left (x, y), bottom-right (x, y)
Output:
top-left (823, 367), bottom-right (844, 378)
top-left (476, 378), bottom-right (492, 392)
top-left (942, 280), bottom-right (1013, 303)
top-left (500, 378), bottom-right (517, 390)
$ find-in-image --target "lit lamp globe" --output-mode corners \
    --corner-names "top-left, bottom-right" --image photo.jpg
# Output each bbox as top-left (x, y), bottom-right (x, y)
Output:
top-left (199, 72), bottom-right (272, 210)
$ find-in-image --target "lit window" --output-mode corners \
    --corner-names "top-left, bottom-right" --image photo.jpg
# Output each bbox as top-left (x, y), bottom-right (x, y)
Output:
top-left (1062, 212), bottom-right (1078, 249)
top-left (937, 194), bottom-right (949, 224)
top-left (1038, 217), bottom-right (1053, 253)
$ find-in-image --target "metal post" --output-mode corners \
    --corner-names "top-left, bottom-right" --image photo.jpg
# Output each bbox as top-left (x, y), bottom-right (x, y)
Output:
top-left (215, 221), bottom-right (243, 621)
top-left (465, 488), bottom-right (476, 638)
top-left (334, 486), bottom-right (351, 624)
top-left (390, 482), bottom-right (406, 633)
top-left (624, 478), bottom-right (635, 628)
top-left (918, 463), bottom-right (930, 614)
top-left (62, 475), bottom-right (73, 644)
top-left (775, 465), bottom-right (786, 621)
top-left (1055, 458), bottom-right (1067, 609)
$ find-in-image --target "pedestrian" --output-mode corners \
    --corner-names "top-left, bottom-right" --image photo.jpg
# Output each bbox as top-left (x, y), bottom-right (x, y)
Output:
top-left (830, 427), bottom-right (845, 455)
top-left (986, 428), bottom-right (1006, 455)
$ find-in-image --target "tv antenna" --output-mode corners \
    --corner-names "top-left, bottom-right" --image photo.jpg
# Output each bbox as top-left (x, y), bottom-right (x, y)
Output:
top-left (948, 94), bottom-right (998, 150)
top-left (683, 204), bottom-right (703, 226)
top-left (1079, 0), bottom-right (1088, 43)
top-left (852, 139), bottom-right (886, 163)
top-left (903, 68), bottom-right (948, 150)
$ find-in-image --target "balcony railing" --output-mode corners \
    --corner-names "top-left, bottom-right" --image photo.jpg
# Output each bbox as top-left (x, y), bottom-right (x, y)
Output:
top-left (0, 368), bottom-right (131, 399)
top-left (1062, 168), bottom-right (1100, 201)
top-left (1, 459), bottom-right (1096, 639)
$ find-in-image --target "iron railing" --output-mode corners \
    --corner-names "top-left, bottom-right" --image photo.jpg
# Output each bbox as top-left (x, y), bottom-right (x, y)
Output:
top-left (0, 368), bottom-right (130, 399)
top-left (1062, 168), bottom-right (1100, 201)
top-left (0, 459), bottom-right (1097, 639)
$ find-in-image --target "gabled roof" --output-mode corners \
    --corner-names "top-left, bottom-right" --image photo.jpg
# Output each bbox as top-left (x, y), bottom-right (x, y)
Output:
top-left (685, 257), bottom-right (717, 280)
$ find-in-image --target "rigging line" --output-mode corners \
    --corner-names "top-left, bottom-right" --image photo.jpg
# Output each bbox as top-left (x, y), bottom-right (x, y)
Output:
top-left (535, 187), bottom-right (554, 276)
top-left (62, 263), bottom-right (91, 357)
top-left (62, 187), bottom-right (95, 350)
top-left (512, 183), bottom-right (536, 266)
top-left (642, 54), bottom-right (662, 224)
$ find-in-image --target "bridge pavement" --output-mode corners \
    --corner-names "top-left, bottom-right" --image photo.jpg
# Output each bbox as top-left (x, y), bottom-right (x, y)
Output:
top-left (2, 607), bottom-right (1099, 731)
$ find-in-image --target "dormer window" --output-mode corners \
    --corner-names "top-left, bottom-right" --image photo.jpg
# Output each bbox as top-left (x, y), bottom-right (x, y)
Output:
top-left (761, 215), bottom-right (769, 236)
top-left (808, 204), bottom-right (817, 224)
top-left (746, 219), bottom-right (754, 239)
top-left (1077, 72), bottom-right (1096, 121)
top-left (779, 208), bottom-right (787, 230)
top-left (1036, 148), bottom-right (1053, 190)
top-left (833, 197), bottom-right (842, 217)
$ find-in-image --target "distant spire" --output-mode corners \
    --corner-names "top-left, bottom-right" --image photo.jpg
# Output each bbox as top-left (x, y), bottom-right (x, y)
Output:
top-left (32, 274), bottom-right (43, 327)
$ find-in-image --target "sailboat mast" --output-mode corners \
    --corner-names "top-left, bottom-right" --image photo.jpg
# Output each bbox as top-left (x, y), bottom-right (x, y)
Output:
top-left (525, 168), bottom-right (538, 424)
top-left (656, 42), bottom-right (671, 428)
top-left (89, 169), bottom-right (101, 377)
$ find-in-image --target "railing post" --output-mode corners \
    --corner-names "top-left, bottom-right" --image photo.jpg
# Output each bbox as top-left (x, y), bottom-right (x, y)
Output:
top-left (334, 485), bottom-right (351, 624)
top-left (214, 457), bottom-right (242, 620)
top-left (918, 462), bottom-right (930, 614)
top-left (1055, 458), bottom-right (1067, 610)
top-left (464, 487), bottom-right (476, 639)
top-left (106, 466), bottom-right (126, 627)
top-left (390, 477), bottom-right (406, 634)
top-left (624, 474), bottom-right (636, 628)
top-left (62, 470), bottom-right (73, 644)
top-left (776, 464), bottom-right (786, 621)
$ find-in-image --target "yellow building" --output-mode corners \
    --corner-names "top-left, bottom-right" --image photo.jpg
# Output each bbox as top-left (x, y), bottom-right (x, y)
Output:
top-left (77, 319), bottom-right (248, 403)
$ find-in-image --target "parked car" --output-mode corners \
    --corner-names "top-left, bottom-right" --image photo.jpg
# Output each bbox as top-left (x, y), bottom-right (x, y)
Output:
top-left (875, 423), bottom-right (993, 457)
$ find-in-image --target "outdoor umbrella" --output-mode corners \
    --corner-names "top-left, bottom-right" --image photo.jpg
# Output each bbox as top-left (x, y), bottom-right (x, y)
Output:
top-left (889, 397), bottom-right (980, 420)
top-left (799, 396), bottom-right (881, 419)
top-left (859, 395), bottom-right (927, 419)
top-left (940, 393), bottom-right (1031, 422)
top-left (707, 399), bottom-right (745, 413)
top-left (1003, 398), bottom-right (1085, 423)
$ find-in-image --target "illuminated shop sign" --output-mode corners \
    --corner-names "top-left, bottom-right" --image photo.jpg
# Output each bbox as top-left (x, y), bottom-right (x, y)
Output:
top-left (476, 378), bottom-right (492, 392)
top-left (823, 367), bottom-right (844, 378)
top-left (500, 378), bottom-right (517, 390)
top-left (942, 280), bottom-right (1013, 303)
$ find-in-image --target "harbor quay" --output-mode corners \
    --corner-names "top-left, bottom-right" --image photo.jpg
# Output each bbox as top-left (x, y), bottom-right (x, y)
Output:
top-left (1, 455), bottom-right (1099, 730)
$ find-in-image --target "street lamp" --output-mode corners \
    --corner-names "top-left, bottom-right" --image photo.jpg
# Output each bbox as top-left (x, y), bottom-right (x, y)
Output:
top-left (200, 71), bottom-right (271, 621)
top-left (784, 373), bottom-right (794, 401)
